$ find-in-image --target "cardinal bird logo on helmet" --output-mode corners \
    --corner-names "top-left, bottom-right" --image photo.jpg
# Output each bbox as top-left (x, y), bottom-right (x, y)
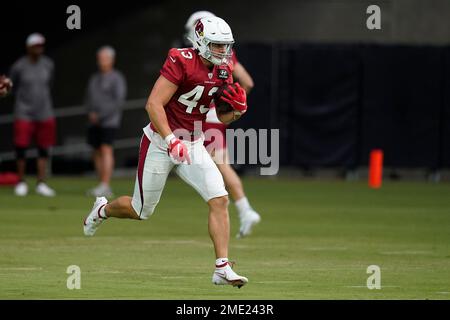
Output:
top-left (195, 20), bottom-right (204, 37)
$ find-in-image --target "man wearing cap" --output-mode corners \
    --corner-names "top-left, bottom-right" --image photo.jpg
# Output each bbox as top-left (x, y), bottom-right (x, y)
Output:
top-left (9, 33), bottom-right (56, 197)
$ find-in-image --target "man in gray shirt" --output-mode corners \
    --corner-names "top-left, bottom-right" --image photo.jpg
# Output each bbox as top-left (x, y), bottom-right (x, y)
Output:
top-left (86, 46), bottom-right (127, 197)
top-left (9, 33), bottom-right (56, 197)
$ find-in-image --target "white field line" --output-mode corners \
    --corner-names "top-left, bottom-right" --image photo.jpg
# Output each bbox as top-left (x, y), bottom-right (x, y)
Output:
top-left (379, 251), bottom-right (434, 255)
top-left (140, 239), bottom-right (211, 247)
top-left (0, 267), bottom-right (43, 272)
top-left (305, 247), bottom-right (348, 251)
top-left (345, 286), bottom-right (399, 288)
top-left (255, 280), bottom-right (312, 284)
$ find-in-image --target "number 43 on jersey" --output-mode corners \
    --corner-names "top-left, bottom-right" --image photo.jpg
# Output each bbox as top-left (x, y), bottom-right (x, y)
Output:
top-left (178, 85), bottom-right (218, 114)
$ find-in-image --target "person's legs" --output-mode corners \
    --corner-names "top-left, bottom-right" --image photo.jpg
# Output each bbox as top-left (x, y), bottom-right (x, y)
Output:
top-left (14, 119), bottom-right (33, 196)
top-left (87, 126), bottom-right (113, 196)
top-left (205, 124), bottom-right (260, 238)
top-left (34, 148), bottom-right (55, 196)
top-left (176, 141), bottom-right (247, 287)
top-left (215, 162), bottom-right (245, 201)
top-left (15, 150), bottom-right (28, 196)
top-left (83, 133), bottom-right (173, 235)
top-left (207, 196), bottom-right (230, 258)
top-left (208, 139), bottom-right (245, 202)
top-left (36, 157), bottom-right (47, 182)
top-left (35, 119), bottom-right (56, 196)
top-left (176, 142), bottom-right (230, 254)
top-left (14, 120), bottom-right (33, 180)
top-left (93, 148), bottom-right (102, 181)
top-left (105, 196), bottom-right (139, 219)
top-left (212, 148), bottom-right (261, 238)
top-left (99, 144), bottom-right (114, 185)
top-left (88, 147), bottom-right (113, 197)
top-left (16, 156), bottom-right (26, 181)
top-left (88, 126), bottom-right (102, 179)
top-left (89, 144), bottom-right (114, 197)
top-left (35, 147), bottom-right (49, 182)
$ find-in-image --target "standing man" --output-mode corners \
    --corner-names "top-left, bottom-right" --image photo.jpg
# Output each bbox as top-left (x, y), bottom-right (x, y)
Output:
top-left (83, 17), bottom-right (249, 287)
top-left (184, 11), bottom-right (261, 238)
top-left (85, 46), bottom-right (127, 197)
top-left (9, 33), bottom-right (56, 197)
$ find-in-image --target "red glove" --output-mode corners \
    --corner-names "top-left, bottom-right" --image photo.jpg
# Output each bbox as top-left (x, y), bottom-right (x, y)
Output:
top-left (220, 82), bottom-right (247, 114)
top-left (165, 134), bottom-right (191, 165)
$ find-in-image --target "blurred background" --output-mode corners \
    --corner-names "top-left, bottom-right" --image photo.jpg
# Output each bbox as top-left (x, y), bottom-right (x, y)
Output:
top-left (1, 0), bottom-right (450, 181)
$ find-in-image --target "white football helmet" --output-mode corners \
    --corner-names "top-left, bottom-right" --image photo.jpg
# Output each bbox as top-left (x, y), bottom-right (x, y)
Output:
top-left (184, 10), bottom-right (216, 42)
top-left (188, 16), bottom-right (234, 66)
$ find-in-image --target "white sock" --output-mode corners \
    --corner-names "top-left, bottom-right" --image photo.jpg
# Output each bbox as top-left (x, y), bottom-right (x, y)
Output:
top-left (235, 197), bottom-right (251, 217)
top-left (99, 205), bottom-right (108, 219)
top-left (215, 258), bottom-right (228, 267)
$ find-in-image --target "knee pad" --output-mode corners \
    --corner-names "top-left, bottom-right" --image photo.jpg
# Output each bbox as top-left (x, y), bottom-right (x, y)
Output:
top-left (15, 147), bottom-right (26, 160)
top-left (38, 148), bottom-right (49, 158)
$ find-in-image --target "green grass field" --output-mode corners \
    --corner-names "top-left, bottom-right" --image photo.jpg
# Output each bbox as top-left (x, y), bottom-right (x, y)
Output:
top-left (0, 176), bottom-right (449, 299)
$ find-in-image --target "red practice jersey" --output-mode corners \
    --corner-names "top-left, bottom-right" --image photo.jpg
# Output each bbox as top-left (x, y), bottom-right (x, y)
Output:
top-left (157, 47), bottom-right (234, 132)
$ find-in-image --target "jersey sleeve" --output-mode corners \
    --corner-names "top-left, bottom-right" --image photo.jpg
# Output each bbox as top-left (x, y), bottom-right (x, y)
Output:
top-left (160, 49), bottom-right (185, 85)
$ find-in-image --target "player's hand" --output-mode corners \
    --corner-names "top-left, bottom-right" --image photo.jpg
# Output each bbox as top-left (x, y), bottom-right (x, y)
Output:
top-left (220, 82), bottom-right (247, 114)
top-left (165, 134), bottom-right (191, 165)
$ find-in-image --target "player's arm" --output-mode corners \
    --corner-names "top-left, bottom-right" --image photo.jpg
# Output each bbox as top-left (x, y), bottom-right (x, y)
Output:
top-left (146, 75), bottom-right (178, 139)
top-left (232, 62), bottom-right (254, 94)
top-left (146, 75), bottom-right (191, 164)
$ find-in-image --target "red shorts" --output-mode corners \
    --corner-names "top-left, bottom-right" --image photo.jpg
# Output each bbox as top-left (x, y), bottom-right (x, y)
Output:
top-left (203, 122), bottom-right (227, 152)
top-left (14, 118), bottom-right (56, 149)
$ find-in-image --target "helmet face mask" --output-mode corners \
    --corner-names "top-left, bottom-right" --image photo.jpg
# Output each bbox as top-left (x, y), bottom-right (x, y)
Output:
top-left (189, 17), bottom-right (234, 66)
top-left (204, 42), bottom-right (233, 66)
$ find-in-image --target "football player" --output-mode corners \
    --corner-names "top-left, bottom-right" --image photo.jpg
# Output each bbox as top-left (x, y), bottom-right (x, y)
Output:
top-left (184, 11), bottom-right (261, 239)
top-left (83, 17), bottom-right (249, 288)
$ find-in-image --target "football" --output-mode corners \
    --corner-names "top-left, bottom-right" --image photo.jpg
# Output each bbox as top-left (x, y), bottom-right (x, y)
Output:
top-left (0, 76), bottom-right (13, 97)
top-left (0, 76), bottom-right (12, 90)
top-left (213, 83), bottom-right (237, 114)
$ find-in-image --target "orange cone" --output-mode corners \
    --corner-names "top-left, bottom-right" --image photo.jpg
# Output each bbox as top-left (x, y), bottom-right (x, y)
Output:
top-left (369, 149), bottom-right (383, 188)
